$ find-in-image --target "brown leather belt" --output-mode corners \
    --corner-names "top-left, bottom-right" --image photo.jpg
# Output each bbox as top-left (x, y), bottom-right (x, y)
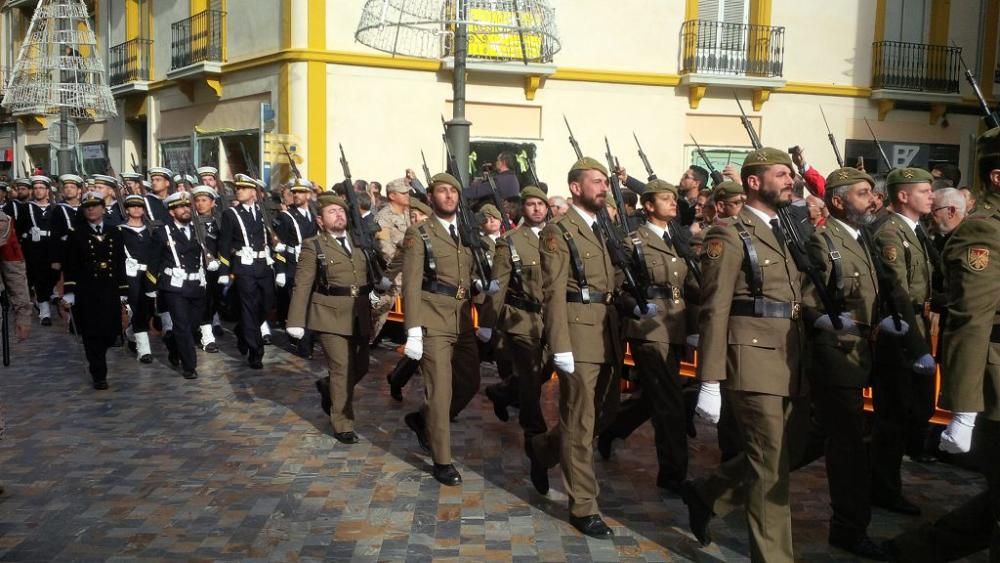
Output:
top-left (646, 285), bottom-right (682, 301)
top-left (315, 284), bottom-right (370, 297)
top-left (422, 280), bottom-right (469, 300)
top-left (566, 290), bottom-right (612, 305)
top-left (730, 299), bottom-right (801, 320)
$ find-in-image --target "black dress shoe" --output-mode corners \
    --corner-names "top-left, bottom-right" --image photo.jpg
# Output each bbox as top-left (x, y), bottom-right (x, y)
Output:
top-left (907, 453), bottom-right (937, 464)
top-left (40, 317), bottom-right (51, 326)
top-left (248, 350), bottom-right (264, 370)
top-left (167, 351), bottom-right (179, 367)
top-left (404, 412), bottom-right (430, 452)
top-left (830, 535), bottom-right (888, 561)
top-left (202, 342), bottom-right (219, 353)
top-left (526, 440), bottom-right (549, 495)
top-left (432, 463), bottom-right (462, 486)
top-left (386, 374), bottom-right (403, 402)
top-left (872, 495), bottom-right (921, 516)
top-left (334, 431), bottom-right (359, 444)
top-left (139, 354), bottom-right (153, 364)
top-left (236, 339), bottom-right (249, 356)
top-left (597, 432), bottom-right (614, 460)
top-left (262, 334), bottom-right (272, 345)
top-left (681, 480), bottom-right (713, 546)
top-left (484, 385), bottom-right (510, 422)
top-left (315, 378), bottom-right (332, 415)
top-left (182, 369), bottom-right (198, 380)
top-left (93, 380), bottom-right (109, 390)
top-left (568, 515), bottom-right (613, 539)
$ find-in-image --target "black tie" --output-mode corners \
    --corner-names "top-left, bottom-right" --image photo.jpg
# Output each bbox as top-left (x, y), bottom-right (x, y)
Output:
top-left (769, 218), bottom-right (786, 249)
top-left (449, 224), bottom-right (459, 245)
top-left (592, 222), bottom-right (604, 245)
top-left (336, 236), bottom-right (351, 256)
top-left (662, 232), bottom-right (674, 250)
top-left (93, 225), bottom-right (102, 235)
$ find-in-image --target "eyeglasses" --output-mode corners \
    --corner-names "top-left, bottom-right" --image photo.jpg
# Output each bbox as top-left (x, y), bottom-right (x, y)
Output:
top-left (932, 205), bottom-right (954, 214)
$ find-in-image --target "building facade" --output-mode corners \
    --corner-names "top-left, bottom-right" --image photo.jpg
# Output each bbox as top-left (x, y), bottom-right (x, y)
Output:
top-left (0, 0), bottom-right (995, 194)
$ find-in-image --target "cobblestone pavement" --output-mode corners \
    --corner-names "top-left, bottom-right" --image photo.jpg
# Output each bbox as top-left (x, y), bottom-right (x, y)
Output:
top-left (0, 317), bottom-right (989, 562)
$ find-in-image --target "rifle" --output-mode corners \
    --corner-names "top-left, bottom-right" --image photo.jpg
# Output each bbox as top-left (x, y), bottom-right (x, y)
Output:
top-left (603, 137), bottom-right (630, 232)
top-left (819, 106), bottom-right (845, 168)
top-left (338, 144), bottom-right (390, 291)
top-left (563, 114), bottom-right (583, 160)
top-left (633, 132), bottom-right (657, 180)
top-left (689, 134), bottom-right (725, 186)
top-left (281, 142), bottom-right (303, 181)
top-left (863, 118), bottom-right (892, 171)
top-left (187, 167), bottom-right (213, 267)
top-left (484, 172), bottom-right (513, 232)
top-left (440, 119), bottom-right (496, 291)
top-left (954, 42), bottom-right (1000, 128)
top-left (238, 140), bottom-right (278, 244)
top-left (1, 290), bottom-right (9, 367)
top-left (417, 149), bottom-right (432, 195)
top-left (734, 93), bottom-right (763, 149)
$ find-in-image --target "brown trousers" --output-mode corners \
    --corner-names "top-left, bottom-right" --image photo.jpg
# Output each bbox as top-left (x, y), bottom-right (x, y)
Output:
top-left (420, 331), bottom-right (480, 465)
top-left (318, 332), bottom-right (369, 433)
top-left (532, 361), bottom-right (619, 517)
top-left (506, 333), bottom-right (551, 438)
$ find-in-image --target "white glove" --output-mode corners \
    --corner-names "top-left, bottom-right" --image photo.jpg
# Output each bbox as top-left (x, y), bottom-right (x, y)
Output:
top-left (879, 316), bottom-right (910, 336)
top-left (286, 327), bottom-right (305, 339)
top-left (219, 275), bottom-right (231, 286)
top-left (369, 291), bottom-right (380, 307)
top-left (476, 327), bottom-right (493, 342)
top-left (939, 412), bottom-right (977, 454)
top-left (275, 273), bottom-right (287, 288)
top-left (634, 302), bottom-right (659, 318)
top-left (207, 260), bottom-right (220, 272)
top-left (274, 243), bottom-right (287, 253)
top-left (813, 313), bottom-right (859, 335)
top-left (144, 291), bottom-right (157, 298)
top-left (62, 293), bottom-right (75, 306)
top-left (695, 382), bottom-right (722, 424)
top-left (685, 334), bottom-right (700, 348)
top-left (912, 353), bottom-right (937, 376)
top-left (119, 295), bottom-right (128, 304)
top-left (474, 279), bottom-right (501, 295)
top-left (553, 351), bottom-right (575, 374)
top-left (404, 327), bottom-right (423, 360)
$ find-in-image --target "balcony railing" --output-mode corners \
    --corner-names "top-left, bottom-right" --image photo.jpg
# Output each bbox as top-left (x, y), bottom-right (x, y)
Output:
top-left (872, 41), bottom-right (960, 93)
top-left (109, 38), bottom-right (153, 86)
top-left (171, 9), bottom-right (226, 70)
top-left (680, 19), bottom-right (785, 77)
top-left (0, 66), bottom-right (9, 96)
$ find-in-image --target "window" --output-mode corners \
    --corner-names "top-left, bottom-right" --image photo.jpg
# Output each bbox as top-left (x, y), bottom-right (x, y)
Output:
top-left (160, 138), bottom-right (194, 175)
top-left (687, 146), bottom-right (750, 175)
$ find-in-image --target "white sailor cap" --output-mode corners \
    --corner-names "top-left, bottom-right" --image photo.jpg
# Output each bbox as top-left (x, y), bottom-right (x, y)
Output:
top-left (196, 166), bottom-right (218, 177)
top-left (124, 194), bottom-right (146, 207)
top-left (191, 185), bottom-right (218, 199)
top-left (233, 173), bottom-right (260, 189)
top-left (30, 175), bottom-right (52, 187)
top-left (92, 174), bottom-right (118, 188)
top-left (120, 172), bottom-right (143, 181)
top-left (59, 174), bottom-right (84, 186)
top-left (173, 174), bottom-right (197, 185)
top-left (165, 192), bottom-right (192, 209)
top-left (80, 191), bottom-right (105, 207)
top-left (13, 178), bottom-right (31, 188)
top-left (148, 167), bottom-right (173, 179)
top-left (141, 180), bottom-right (151, 190)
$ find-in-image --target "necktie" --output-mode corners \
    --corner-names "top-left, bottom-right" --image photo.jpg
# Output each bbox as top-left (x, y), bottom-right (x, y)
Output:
top-left (449, 224), bottom-right (459, 245)
top-left (914, 223), bottom-right (937, 260)
top-left (336, 236), bottom-right (351, 256)
top-left (592, 222), bottom-right (604, 245)
top-left (769, 218), bottom-right (786, 249)
top-left (662, 232), bottom-right (674, 250)
top-left (93, 224), bottom-right (102, 235)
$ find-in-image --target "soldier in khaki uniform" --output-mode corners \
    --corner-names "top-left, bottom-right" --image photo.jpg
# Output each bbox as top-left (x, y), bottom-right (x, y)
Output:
top-left (682, 148), bottom-right (806, 562)
top-left (286, 193), bottom-right (372, 445)
top-left (870, 167), bottom-right (937, 516)
top-left (479, 187), bottom-right (551, 438)
top-left (797, 167), bottom-right (886, 559)
top-left (371, 178), bottom-right (411, 339)
top-left (400, 173), bottom-right (480, 487)
top-left (885, 126), bottom-right (1000, 563)
top-left (530, 157), bottom-right (634, 539)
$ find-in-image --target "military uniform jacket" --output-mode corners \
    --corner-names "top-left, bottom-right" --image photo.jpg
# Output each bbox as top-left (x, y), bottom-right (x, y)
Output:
top-left (2, 200), bottom-right (24, 223)
top-left (803, 219), bottom-right (879, 388)
top-left (697, 207), bottom-right (806, 397)
top-left (872, 213), bottom-right (932, 363)
top-left (401, 216), bottom-right (476, 336)
top-left (49, 203), bottom-right (79, 266)
top-left (624, 223), bottom-right (695, 345)
top-left (539, 207), bottom-right (622, 365)
top-left (151, 223), bottom-right (206, 298)
top-left (274, 206), bottom-right (317, 275)
top-left (287, 231), bottom-right (372, 337)
top-left (939, 190), bottom-right (1000, 420)
top-left (218, 203), bottom-right (274, 278)
top-left (62, 223), bottom-right (127, 337)
top-left (144, 194), bottom-right (168, 224)
top-left (120, 224), bottom-right (157, 291)
top-left (375, 206), bottom-right (410, 264)
top-left (16, 201), bottom-right (54, 255)
top-left (481, 225), bottom-right (544, 339)
top-left (194, 212), bottom-right (220, 258)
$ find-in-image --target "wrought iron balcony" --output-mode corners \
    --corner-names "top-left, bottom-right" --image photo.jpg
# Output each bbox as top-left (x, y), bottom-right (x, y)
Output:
top-left (170, 9), bottom-right (226, 70)
top-left (680, 19), bottom-right (785, 77)
top-left (109, 38), bottom-right (152, 86)
top-left (872, 41), bottom-right (960, 93)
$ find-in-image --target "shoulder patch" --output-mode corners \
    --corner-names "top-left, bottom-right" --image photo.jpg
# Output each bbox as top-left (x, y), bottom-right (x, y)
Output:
top-left (404, 235), bottom-right (415, 250)
top-left (968, 247), bottom-right (990, 271)
top-left (882, 245), bottom-right (897, 263)
top-left (544, 234), bottom-right (559, 252)
top-left (706, 239), bottom-right (723, 260)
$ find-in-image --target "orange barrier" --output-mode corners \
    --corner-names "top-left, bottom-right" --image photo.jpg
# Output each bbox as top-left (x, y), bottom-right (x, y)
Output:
top-left (384, 297), bottom-right (953, 425)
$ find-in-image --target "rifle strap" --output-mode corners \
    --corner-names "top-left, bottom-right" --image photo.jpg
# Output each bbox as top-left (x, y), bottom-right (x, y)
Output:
top-left (313, 238), bottom-right (330, 290)
top-left (820, 231), bottom-right (845, 309)
top-left (417, 225), bottom-right (438, 282)
top-left (556, 222), bottom-right (591, 304)
top-left (733, 222), bottom-right (764, 313)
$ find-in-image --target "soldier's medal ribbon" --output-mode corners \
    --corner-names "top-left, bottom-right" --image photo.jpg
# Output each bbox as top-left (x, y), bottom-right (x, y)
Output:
top-left (968, 247), bottom-right (990, 271)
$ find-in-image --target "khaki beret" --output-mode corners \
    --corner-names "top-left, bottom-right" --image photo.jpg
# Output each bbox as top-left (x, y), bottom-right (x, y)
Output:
top-left (430, 172), bottom-right (462, 192)
top-left (520, 186), bottom-right (548, 203)
top-left (479, 203), bottom-right (502, 222)
top-left (570, 156), bottom-right (609, 178)
top-left (80, 191), bottom-right (105, 207)
top-left (886, 167), bottom-right (933, 187)
top-left (410, 199), bottom-right (432, 217)
top-left (742, 147), bottom-right (794, 171)
top-left (825, 167), bottom-right (874, 191)
top-left (643, 179), bottom-right (679, 197)
top-left (316, 193), bottom-right (347, 211)
top-left (712, 180), bottom-right (744, 200)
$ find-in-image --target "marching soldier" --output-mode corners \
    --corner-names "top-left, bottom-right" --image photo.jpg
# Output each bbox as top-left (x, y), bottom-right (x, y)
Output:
top-left (400, 172), bottom-right (481, 486)
top-left (372, 178), bottom-right (411, 342)
top-left (798, 167), bottom-right (886, 559)
top-left (173, 174), bottom-right (195, 193)
top-left (121, 172), bottom-right (144, 196)
top-left (197, 167), bottom-right (219, 190)
top-left (274, 179), bottom-right (317, 338)
top-left (529, 158), bottom-right (638, 539)
top-left (144, 167), bottom-right (172, 223)
top-left (191, 185), bottom-right (223, 351)
top-left (50, 174), bottom-right (84, 272)
top-left (885, 126), bottom-right (1000, 563)
top-left (60, 191), bottom-right (127, 390)
top-left (94, 175), bottom-right (124, 227)
top-left (287, 193), bottom-right (372, 444)
top-left (151, 192), bottom-right (209, 379)
top-left (3, 178), bottom-right (31, 223)
top-left (682, 148), bottom-right (807, 561)
top-left (18, 175), bottom-right (58, 326)
top-left (870, 167), bottom-right (937, 516)
top-left (218, 173), bottom-right (274, 369)
top-left (478, 186), bottom-right (551, 441)
top-left (119, 194), bottom-right (156, 363)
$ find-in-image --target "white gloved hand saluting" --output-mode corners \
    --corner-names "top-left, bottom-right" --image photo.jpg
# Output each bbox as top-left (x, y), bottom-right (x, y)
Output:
top-left (695, 382), bottom-right (722, 424)
top-left (404, 327), bottom-right (423, 360)
top-left (939, 412), bottom-right (977, 454)
top-left (476, 327), bottom-right (493, 343)
top-left (286, 327), bottom-right (305, 339)
top-left (814, 313), bottom-right (859, 335)
top-left (553, 352), bottom-right (575, 375)
top-left (912, 353), bottom-right (937, 376)
top-left (878, 316), bottom-right (910, 336)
